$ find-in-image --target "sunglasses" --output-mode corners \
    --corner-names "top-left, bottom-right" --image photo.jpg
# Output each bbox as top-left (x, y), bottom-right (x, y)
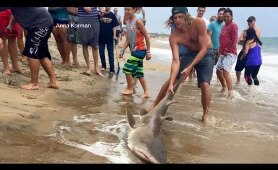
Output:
top-left (247, 20), bottom-right (253, 22)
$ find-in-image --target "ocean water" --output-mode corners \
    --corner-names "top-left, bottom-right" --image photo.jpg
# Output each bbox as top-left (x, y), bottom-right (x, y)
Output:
top-left (152, 37), bottom-right (278, 97)
top-left (47, 37), bottom-right (278, 163)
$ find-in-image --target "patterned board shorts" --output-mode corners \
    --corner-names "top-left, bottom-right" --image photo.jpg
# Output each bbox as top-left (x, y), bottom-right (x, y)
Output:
top-left (122, 50), bottom-right (146, 79)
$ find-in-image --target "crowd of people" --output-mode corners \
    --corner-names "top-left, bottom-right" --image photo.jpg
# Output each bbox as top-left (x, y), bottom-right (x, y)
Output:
top-left (0, 7), bottom-right (262, 123)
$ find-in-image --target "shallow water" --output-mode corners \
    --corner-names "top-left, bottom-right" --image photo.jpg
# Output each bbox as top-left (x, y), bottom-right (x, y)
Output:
top-left (1, 37), bottom-right (277, 163)
top-left (46, 69), bottom-right (278, 163)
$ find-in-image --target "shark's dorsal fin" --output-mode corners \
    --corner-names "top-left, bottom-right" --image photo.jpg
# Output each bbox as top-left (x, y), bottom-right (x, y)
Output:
top-left (126, 111), bottom-right (136, 128)
top-left (139, 108), bottom-right (149, 116)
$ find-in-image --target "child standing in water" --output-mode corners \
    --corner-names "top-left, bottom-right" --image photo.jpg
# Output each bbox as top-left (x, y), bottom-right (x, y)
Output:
top-left (119, 7), bottom-right (151, 98)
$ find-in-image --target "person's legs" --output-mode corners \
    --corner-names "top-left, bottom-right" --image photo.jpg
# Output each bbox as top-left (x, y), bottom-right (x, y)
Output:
top-left (58, 26), bottom-right (70, 65)
top-left (235, 50), bottom-right (244, 84)
top-left (0, 37), bottom-right (11, 75)
top-left (21, 26), bottom-right (57, 90)
top-left (252, 65), bottom-right (261, 86)
top-left (71, 43), bottom-right (78, 65)
top-left (17, 28), bottom-right (28, 62)
top-left (215, 56), bottom-right (227, 93)
top-left (107, 43), bottom-right (115, 73)
top-left (138, 77), bottom-right (149, 98)
top-left (52, 26), bottom-right (65, 63)
top-left (200, 82), bottom-right (211, 123)
top-left (92, 46), bottom-right (103, 76)
top-left (98, 43), bottom-right (106, 70)
top-left (82, 45), bottom-right (91, 74)
top-left (39, 57), bottom-right (59, 89)
top-left (21, 58), bottom-right (40, 90)
top-left (195, 49), bottom-right (214, 123)
top-left (236, 71), bottom-right (241, 84)
top-left (8, 37), bottom-right (23, 73)
top-left (223, 70), bottom-right (234, 97)
top-left (216, 69), bottom-right (227, 92)
top-left (244, 66), bottom-right (253, 85)
top-left (121, 74), bottom-right (134, 95)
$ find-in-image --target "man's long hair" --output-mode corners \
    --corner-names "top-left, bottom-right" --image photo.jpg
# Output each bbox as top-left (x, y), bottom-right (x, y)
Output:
top-left (165, 13), bottom-right (193, 30)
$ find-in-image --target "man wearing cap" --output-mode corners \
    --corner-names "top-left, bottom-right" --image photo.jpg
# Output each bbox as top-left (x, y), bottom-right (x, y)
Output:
top-left (145, 7), bottom-right (214, 124)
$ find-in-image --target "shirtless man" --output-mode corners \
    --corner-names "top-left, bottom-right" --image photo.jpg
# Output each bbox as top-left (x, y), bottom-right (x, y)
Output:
top-left (0, 7), bottom-right (59, 90)
top-left (145, 7), bottom-right (214, 123)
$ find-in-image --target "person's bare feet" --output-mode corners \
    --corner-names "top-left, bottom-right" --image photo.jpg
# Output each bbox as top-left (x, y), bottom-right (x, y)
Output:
top-left (72, 62), bottom-right (80, 67)
top-left (12, 68), bottom-right (24, 74)
top-left (85, 69), bottom-right (92, 75)
top-left (121, 88), bottom-right (134, 95)
top-left (46, 81), bottom-right (59, 89)
top-left (220, 87), bottom-right (227, 94)
top-left (21, 83), bottom-right (40, 90)
top-left (94, 69), bottom-right (104, 77)
top-left (236, 81), bottom-right (241, 85)
top-left (2, 69), bottom-right (11, 76)
top-left (61, 62), bottom-right (70, 66)
top-left (141, 92), bottom-right (150, 98)
top-left (227, 90), bottom-right (235, 99)
top-left (202, 114), bottom-right (210, 125)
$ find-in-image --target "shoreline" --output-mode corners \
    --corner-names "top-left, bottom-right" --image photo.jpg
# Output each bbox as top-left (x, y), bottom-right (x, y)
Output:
top-left (1, 36), bottom-right (278, 163)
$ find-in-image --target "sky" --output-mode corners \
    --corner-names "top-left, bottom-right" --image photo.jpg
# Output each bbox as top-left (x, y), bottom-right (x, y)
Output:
top-left (115, 7), bottom-right (278, 37)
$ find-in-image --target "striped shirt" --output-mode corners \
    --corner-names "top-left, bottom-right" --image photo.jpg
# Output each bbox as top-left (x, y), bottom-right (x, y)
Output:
top-left (78, 7), bottom-right (98, 19)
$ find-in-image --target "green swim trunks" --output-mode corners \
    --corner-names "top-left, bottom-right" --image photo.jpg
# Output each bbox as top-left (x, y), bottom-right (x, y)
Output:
top-left (123, 50), bottom-right (146, 79)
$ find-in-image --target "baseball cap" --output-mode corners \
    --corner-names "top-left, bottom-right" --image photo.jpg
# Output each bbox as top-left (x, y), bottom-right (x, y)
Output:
top-left (172, 7), bottom-right (188, 16)
top-left (247, 16), bottom-right (256, 22)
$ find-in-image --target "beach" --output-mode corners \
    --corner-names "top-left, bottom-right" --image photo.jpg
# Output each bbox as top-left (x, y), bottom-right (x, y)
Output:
top-left (0, 36), bottom-right (278, 163)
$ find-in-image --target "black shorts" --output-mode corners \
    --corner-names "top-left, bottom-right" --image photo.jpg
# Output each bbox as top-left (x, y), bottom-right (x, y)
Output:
top-left (235, 50), bottom-right (247, 72)
top-left (22, 26), bottom-right (53, 60)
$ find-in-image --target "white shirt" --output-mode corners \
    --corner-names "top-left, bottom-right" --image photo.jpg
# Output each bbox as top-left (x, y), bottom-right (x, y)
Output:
top-left (194, 16), bottom-right (209, 28)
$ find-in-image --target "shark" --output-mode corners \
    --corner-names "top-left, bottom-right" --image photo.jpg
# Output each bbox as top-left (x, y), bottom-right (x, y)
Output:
top-left (126, 77), bottom-right (184, 163)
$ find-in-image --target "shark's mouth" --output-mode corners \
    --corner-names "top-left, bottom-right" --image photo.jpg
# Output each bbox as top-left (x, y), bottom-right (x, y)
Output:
top-left (133, 146), bottom-right (159, 164)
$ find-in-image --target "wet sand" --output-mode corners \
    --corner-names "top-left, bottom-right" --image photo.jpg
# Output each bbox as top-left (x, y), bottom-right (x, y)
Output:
top-left (1, 36), bottom-right (277, 163)
top-left (0, 36), bottom-right (170, 163)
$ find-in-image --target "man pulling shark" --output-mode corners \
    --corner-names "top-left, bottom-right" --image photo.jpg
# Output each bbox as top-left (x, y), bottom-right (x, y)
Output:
top-left (145, 7), bottom-right (214, 124)
top-left (126, 7), bottom-right (214, 163)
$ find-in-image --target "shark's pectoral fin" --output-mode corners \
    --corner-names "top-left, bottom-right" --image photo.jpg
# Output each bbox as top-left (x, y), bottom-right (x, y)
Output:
top-left (126, 111), bottom-right (136, 128)
top-left (139, 108), bottom-right (149, 116)
top-left (163, 116), bottom-right (173, 121)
